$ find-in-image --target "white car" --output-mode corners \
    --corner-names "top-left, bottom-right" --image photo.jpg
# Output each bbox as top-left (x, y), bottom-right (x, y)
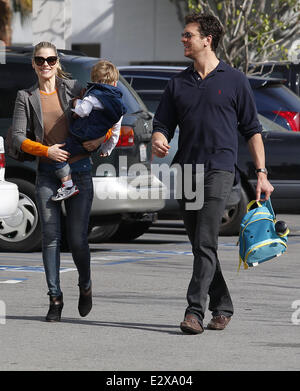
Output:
top-left (0, 137), bottom-right (19, 217)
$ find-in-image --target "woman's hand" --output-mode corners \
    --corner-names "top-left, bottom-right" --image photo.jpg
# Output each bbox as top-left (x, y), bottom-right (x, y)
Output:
top-left (82, 135), bottom-right (106, 152)
top-left (47, 143), bottom-right (70, 162)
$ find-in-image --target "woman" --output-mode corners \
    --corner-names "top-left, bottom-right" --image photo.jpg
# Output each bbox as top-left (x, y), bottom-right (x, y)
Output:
top-left (11, 42), bottom-right (100, 322)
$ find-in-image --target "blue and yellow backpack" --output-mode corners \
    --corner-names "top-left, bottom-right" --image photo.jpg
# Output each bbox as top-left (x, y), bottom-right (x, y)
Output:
top-left (238, 198), bottom-right (289, 270)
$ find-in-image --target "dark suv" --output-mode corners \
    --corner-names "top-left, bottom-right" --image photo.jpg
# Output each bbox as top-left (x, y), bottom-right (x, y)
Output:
top-left (119, 65), bottom-right (300, 132)
top-left (250, 61), bottom-right (300, 131)
top-left (250, 61), bottom-right (300, 97)
top-left (0, 49), bottom-right (165, 251)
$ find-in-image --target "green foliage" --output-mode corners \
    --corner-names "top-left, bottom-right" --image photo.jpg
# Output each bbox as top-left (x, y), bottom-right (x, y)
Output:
top-left (13, 0), bottom-right (32, 23)
top-left (171, 0), bottom-right (300, 72)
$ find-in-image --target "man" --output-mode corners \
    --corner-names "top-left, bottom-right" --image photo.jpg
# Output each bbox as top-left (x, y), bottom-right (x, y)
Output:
top-left (152, 13), bottom-right (274, 335)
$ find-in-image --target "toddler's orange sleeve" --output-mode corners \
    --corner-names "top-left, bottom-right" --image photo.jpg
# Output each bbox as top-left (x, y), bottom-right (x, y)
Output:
top-left (21, 139), bottom-right (49, 157)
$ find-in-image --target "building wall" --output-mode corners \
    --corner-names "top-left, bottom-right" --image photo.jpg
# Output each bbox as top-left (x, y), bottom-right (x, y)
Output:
top-left (11, 0), bottom-right (186, 64)
top-left (10, 0), bottom-right (300, 64)
top-left (71, 0), bottom-right (115, 57)
top-left (71, 0), bottom-right (186, 64)
top-left (11, 12), bottom-right (32, 45)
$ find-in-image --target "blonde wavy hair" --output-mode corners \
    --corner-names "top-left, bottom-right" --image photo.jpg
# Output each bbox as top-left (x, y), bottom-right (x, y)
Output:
top-left (33, 41), bottom-right (70, 79)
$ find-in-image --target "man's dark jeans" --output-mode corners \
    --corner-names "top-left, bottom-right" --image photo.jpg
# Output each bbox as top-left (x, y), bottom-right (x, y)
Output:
top-left (178, 169), bottom-right (235, 325)
top-left (35, 169), bottom-right (94, 297)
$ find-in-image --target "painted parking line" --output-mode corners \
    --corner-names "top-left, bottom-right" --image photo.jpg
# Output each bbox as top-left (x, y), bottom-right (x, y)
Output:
top-left (90, 255), bottom-right (136, 263)
top-left (0, 255), bottom-right (75, 262)
top-left (0, 265), bottom-right (76, 273)
top-left (107, 244), bottom-right (237, 257)
top-left (0, 278), bottom-right (27, 284)
top-left (0, 242), bottom-right (239, 272)
top-left (109, 249), bottom-right (193, 256)
top-left (102, 256), bottom-right (167, 265)
top-left (61, 255), bottom-right (168, 266)
top-left (62, 255), bottom-right (146, 265)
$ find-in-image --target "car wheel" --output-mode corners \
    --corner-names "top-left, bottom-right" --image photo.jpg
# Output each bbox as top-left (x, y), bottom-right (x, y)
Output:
top-left (110, 221), bottom-right (151, 242)
top-left (88, 223), bottom-right (119, 243)
top-left (219, 187), bottom-right (249, 236)
top-left (0, 178), bottom-right (42, 251)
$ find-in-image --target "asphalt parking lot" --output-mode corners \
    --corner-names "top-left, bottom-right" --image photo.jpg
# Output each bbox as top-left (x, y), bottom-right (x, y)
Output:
top-left (0, 214), bottom-right (300, 374)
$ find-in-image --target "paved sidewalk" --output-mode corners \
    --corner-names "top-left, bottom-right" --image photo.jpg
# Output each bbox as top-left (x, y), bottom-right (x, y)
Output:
top-left (0, 215), bottom-right (300, 372)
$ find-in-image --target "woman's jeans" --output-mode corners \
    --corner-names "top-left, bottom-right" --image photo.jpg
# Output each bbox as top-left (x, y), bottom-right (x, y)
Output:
top-left (35, 169), bottom-right (94, 297)
top-left (178, 169), bottom-right (235, 325)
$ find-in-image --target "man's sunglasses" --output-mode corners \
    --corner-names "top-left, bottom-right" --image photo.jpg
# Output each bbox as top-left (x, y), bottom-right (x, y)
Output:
top-left (34, 56), bottom-right (58, 66)
top-left (181, 32), bottom-right (200, 39)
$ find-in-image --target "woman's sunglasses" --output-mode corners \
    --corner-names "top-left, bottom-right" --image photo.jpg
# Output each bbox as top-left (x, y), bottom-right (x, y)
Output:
top-left (34, 56), bottom-right (58, 66)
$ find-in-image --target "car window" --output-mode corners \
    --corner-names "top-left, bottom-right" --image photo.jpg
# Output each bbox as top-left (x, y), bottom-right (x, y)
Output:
top-left (0, 61), bottom-right (37, 118)
top-left (253, 84), bottom-right (300, 112)
top-left (118, 77), bottom-right (149, 114)
top-left (61, 59), bottom-right (148, 114)
top-left (60, 58), bottom-right (91, 85)
top-left (258, 114), bottom-right (289, 133)
top-left (138, 91), bottom-right (163, 113)
top-left (258, 65), bottom-right (290, 80)
top-left (268, 70), bottom-right (288, 80)
top-left (130, 76), bottom-right (169, 91)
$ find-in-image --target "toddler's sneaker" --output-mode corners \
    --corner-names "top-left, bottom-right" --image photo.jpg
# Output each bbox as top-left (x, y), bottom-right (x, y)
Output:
top-left (51, 184), bottom-right (79, 201)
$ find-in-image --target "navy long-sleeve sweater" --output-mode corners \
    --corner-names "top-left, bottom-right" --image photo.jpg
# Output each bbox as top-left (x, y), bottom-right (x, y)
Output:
top-left (153, 60), bottom-right (262, 174)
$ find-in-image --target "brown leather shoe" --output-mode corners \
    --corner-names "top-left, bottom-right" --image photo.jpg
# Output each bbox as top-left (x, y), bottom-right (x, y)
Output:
top-left (180, 314), bottom-right (204, 334)
top-left (207, 315), bottom-right (231, 330)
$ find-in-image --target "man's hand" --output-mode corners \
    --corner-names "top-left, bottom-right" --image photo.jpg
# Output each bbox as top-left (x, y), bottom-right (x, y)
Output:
top-left (152, 132), bottom-right (170, 158)
top-left (47, 143), bottom-right (70, 162)
top-left (256, 172), bottom-right (274, 202)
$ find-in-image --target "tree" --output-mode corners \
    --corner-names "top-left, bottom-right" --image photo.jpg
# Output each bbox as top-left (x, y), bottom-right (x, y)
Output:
top-left (0, 0), bottom-right (32, 46)
top-left (170, 0), bottom-right (300, 73)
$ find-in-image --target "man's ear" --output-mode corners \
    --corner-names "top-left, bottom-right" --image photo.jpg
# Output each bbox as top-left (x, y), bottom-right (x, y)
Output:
top-left (204, 35), bottom-right (213, 48)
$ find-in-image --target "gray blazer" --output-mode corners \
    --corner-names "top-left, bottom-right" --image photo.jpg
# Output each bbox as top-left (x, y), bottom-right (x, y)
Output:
top-left (12, 77), bottom-right (83, 152)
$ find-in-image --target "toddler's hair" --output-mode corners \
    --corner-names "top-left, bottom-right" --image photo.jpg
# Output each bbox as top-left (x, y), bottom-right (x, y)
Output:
top-left (91, 60), bottom-right (119, 84)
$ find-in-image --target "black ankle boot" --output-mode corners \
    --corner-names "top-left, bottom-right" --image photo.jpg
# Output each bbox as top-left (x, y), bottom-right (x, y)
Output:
top-left (78, 284), bottom-right (92, 317)
top-left (46, 294), bottom-right (64, 322)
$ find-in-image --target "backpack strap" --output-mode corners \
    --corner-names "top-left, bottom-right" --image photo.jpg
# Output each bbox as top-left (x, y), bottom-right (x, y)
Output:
top-left (262, 198), bottom-right (275, 219)
top-left (238, 255), bottom-right (249, 272)
top-left (246, 200), bottom-right (262, 213)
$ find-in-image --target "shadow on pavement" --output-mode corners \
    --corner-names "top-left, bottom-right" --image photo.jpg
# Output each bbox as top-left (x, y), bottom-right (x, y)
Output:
top-left (6, 315), bottom-right (183, 335)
